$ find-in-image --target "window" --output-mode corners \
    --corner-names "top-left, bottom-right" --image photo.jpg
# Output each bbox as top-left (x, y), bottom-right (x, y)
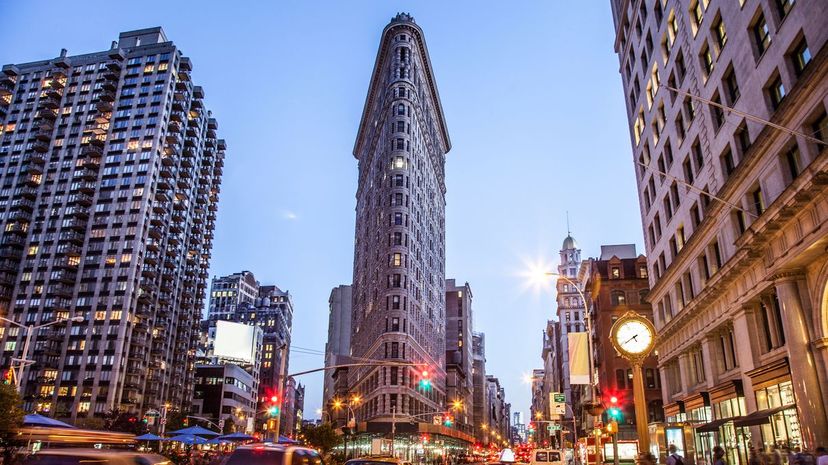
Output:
top-left (611, 291), bottom-right (627, 306)
top-left (711, 239), bottom-right (723, 271)
top-left (711, 92), bottom-right (725, 130)
top-left (721, 146), bottom-right (736, 179)
top-left (736, 121), bottom-right (751, 155)
top-left (690, 202), bottom-right (701, 229)
top-left (699, 253), bottom-right (711, 281)
top-left (700, 43), bottom-right (715, 77)
top-left (775, 0), bottom-right (794, 19)
top-left (767, 74), bottom-right (786, 109)
top-left (683, 157), bottom-right (695, 185)
top-left (791, 38), bottom-right (811, 76)
top-left (734, 208), bottom-right (747, 235)
top-left (611, 267), bottom-right (621, 279)
top-left (782, 145), bottom-right (801, 181)
top-left (713, 15), bottom-right (727, 50)
top-left (753, 13), bottom-right (771, 56)
top-left (751, 185), bottom-right (765, 215)
top-left (675, 52), bottom-right (686, 83)
top-left (664, 196), bottom-right (673, 219)
top-left (811, 111), bottom-right (828, 147)
top-left (684, 96), bottom-right (696, 121)
top-left (724, 66), bottom-right (740, 104)
top-left (691, 1), bottom-right (705, 34)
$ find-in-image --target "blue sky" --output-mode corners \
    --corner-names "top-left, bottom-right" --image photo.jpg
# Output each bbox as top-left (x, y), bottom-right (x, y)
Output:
top-left (2, 1), bottom-right (644, 420)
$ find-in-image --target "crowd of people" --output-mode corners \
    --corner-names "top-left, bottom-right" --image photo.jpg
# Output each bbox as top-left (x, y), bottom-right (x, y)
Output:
top-left (657, 444), bottom-right (828, 465)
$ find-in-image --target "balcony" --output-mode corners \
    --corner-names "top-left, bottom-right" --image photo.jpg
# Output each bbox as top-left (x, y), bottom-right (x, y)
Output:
top-left (148, 227), bottom-right (163, 239)
top-left (58, 230), bottom-right (84, 244)
top-left (39, 95), bottom-right (60, 109)
top-left (11, 198), bottom-right (35, 211)
top-left (76, 168), bottom-right (97, 181)
top-left (60, 244), bottom-right (82, 257)
top-left (142, 266), bottom-right (157, 279)
top-left (35, 127), bottom-right (53, 142)
top-left (97, 89), bottom-right (115, 102)
top-left (66, 205), bottom-right (89, 218)
top-left (96, 100), bottom-right (113, 113)
top-left (5, 222), bottom-right (28, 235)
top-left (165, 133), bottom-right (181, 145)
top-left (0, 259), bottom-right (19, 272)
top-left (48, 284), bottom-right (74, 297)
top-left (0, 247), bottom-right (23, 261)
top-left (32, 140), bottom-right (50, 152)
top-left (23, 174), bottom-right (42, 187)
top-left (88, 135), bottom-right (105, 147)
top-left (75, 181), bottom-right (96, 193)
top-left (66, 218), bottom-right (88, 231)
top-left (26, 152), bottom-right (46, 166)
top-left (37, 108), bottom-right (57, 120)
top-left (145, 237), bottom-right (161, 252)
top-left (168, 121), bottom-right (182, 133)
top-left (0, 79), bottom-right (13, 97)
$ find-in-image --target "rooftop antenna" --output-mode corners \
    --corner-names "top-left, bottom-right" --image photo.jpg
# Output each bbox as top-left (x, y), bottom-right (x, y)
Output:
top-left (566, 211), bottom-right (571, 236)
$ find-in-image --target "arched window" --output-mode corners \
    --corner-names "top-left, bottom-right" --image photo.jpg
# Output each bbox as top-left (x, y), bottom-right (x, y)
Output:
top-left (611, 290), bottom-right (627, 306)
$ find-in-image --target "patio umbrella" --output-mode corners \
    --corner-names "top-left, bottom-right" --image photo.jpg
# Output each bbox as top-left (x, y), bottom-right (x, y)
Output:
top-left (278, 435), bottom-right (299, 444)
top-left (219, 432), bottom-right (255, 442)
top-left (170, 434), bottom-right (209, 445)
top-left (169, 425), bottom-right (220, 436)
top-left (207, 437), bottom-right (233, 445)
top-left (23, 414), bottom-right (74, 428)
top-left (136, 433), bottom-right (164, 441)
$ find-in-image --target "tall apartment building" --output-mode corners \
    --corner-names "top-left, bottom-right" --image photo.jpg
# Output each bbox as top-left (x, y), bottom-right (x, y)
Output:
top-left (611, 0), bottom-right (828, 456)
top-left (581, 245), bottom-right (662, 441)
top-left (349, 12), bottom-right (451, 430)
top-left (485, 375), bottom-right (511, 446)
top-left (445, 279), bottom-right (474, 435)
top-left (0, 27), bottom-right (223, 420)
top-left (207, 270), bottom-right (259, 320)
top-left (555, 234), bottom-right (585, 417)
top-left (323, 284), bottom-right (352, 410)
top-left (471, 332), bottom-right (490, 444)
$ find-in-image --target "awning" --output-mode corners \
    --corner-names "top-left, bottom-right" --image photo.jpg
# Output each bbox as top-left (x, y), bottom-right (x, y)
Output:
top-left (695, 417), bottom-right (737, 433)
top-left (733, 405), bottom-right (794, 427)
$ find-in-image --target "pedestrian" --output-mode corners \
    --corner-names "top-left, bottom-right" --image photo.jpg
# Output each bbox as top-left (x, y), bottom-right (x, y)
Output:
top-left (750, 448), bottom-right (762, 465)
top-left (713, 446), bottom-right (727, 465)
top-left (815, 447), bottom-right (827, 465)
top-left (667, 445), bottom-right (684, 465)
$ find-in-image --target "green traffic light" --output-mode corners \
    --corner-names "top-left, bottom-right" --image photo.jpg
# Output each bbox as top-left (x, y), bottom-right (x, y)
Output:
top-left (268, 406), bottom-right (280, 416)
top-left (419, 379), bottom-right (431, 390)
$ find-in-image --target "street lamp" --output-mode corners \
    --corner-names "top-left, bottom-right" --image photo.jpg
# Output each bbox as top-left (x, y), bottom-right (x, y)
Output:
top-left (0, 315), bottom-right (84, 391)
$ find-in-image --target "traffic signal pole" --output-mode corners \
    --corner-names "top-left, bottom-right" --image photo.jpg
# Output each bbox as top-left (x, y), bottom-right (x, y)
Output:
top-left (272, 343), bottom-right (287, 441)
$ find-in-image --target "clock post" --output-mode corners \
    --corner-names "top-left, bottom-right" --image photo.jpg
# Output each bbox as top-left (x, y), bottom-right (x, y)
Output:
top-left (609, 311), bottom-right (657, 463)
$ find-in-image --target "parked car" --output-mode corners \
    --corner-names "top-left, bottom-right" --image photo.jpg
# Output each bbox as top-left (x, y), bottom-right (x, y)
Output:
top-left (224, 444), bottom-right (322, 465)
top-left (23, 448), bottom-right (171, 465)
top-left (529, 449), bottom-right (562, 465)
top-left (345, 456), bottom-right (406, 465)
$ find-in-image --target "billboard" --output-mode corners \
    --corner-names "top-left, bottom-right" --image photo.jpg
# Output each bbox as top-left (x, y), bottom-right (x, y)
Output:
top-left (213, 320), bottom-right (258, 363)
top-left (568, 332), bottom-right (590, 385)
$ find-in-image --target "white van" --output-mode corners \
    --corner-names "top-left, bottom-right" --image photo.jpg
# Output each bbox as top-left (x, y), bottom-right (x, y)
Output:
top-left (530, 449), bottom-right (563, 465)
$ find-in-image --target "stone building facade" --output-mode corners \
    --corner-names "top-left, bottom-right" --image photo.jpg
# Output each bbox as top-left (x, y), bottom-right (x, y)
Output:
top-left (445, 279), bottom-right (474, 435)
top-left (349, 12), bottom-right (451, 428)
top-left (582, 245), bottom-right (663, 441)
top-left (556, 235), bottom-right (585, 417)
top-left (0, 27), bottom-right (223, 420)
top-left (611, 0), bottom-right (828, 457)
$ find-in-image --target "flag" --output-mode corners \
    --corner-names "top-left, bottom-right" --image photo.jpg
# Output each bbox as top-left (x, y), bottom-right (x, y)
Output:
top-left (568, 332), bottom-right (589, 385)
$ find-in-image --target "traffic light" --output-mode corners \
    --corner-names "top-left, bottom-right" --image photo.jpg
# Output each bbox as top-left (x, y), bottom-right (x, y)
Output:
top-left (528, 422), bottom-right (535, 433)
top-left (443, 415), bottom-right (453, 427)
top-left (606, 420), bottom-right (618, 434)
top-left (268, 406), bottom-right (280, 417)
top-left (606, 395), bottom-right (623, 420)
top-left (418, 370), bottom-right (432, 390)
top-left (270, 395), bottom-right (278, 403)
top-left (267, 392), bottom-right (281, 416)
top-left (183, 418), bottom-right (189, 426)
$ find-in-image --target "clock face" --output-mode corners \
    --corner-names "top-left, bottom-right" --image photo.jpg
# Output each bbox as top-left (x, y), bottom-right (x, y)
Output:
top-left (614, 319), bottom-right (654, 355)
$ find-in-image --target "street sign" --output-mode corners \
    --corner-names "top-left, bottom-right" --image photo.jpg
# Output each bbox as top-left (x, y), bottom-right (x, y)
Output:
top-left (549, 424), bottom-right (562, 431)
top-left (550, 392), bottom-right (566, 416)
top-left (433, 415), bottom-right (442, 425)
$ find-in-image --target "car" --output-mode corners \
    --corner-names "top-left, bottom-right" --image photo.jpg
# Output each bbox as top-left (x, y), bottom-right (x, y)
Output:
top-left (345, 455), bottom-right (405, 465)
top-left (22, 448), bottom-right (171, 465)
top-left (529, 449), bottom-right (562, 465)
top-left (224, 444), bottom-right (323, 465)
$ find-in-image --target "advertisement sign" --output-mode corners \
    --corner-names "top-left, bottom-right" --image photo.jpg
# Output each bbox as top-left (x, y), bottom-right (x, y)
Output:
top-left (213, 320), bottom-right (258, 362)
top-left (568, 332), bottom-right (590, 385)
top-left (550, 392), bottom-right (566, 416)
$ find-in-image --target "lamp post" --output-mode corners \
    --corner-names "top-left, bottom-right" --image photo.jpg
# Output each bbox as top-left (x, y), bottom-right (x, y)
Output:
top-left (332, 396), bottom-right (360, 458)
top-left (0, 315), bottom-right (84, 391)
top-left (544, 272), bottom-right (597, 405)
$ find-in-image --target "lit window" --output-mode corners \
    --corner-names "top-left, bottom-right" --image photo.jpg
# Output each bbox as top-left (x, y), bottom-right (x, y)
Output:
top-left (753, 14), bottom-right (771, 55)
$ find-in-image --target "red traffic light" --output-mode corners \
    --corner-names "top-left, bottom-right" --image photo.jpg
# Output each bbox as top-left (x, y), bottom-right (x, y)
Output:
top-left (270, 395), bottom-right (279, 403)
top-left (421, 370), bottom-right (429, 377)
top-left (610, 396), bottom-right (618, 404)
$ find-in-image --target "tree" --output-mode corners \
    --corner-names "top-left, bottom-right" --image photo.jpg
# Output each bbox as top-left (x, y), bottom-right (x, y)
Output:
top-left (300, 423), bottom-right (341, 456)
top-left (222, 418), bottom-right (235, 434)
top-left (165, 410), bottom-right (188, 432)
top-left (0, 383), bottom-right (24, 465)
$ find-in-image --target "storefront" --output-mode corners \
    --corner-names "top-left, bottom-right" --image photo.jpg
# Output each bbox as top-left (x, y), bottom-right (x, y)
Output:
top-left (651, 401), bottom-right (698, 465)
top-left (744, 359), bottom-right (803, 449)
top-left (694, 381), bottom-right (748, 465)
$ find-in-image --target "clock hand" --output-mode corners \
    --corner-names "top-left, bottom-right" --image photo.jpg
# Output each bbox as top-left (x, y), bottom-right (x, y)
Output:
top-left (622, 334), bottom-right (639, 345)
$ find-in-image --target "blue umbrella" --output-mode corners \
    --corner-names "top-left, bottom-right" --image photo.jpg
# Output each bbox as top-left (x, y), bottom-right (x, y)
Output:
top-left (170, 434), bottom-right (209, 445)
top-left (278, 435), bottom-right (299, 444)
top-left (207, 438), bottom-right (233, 445)
top-left (219, 432), bottom-right (255, 442)
top-left (169, 425), bottom-right (220, 436)
top-left (136, 433), bottom-right (164, 441)
top-left (23, 414), bottom-right (75, 428)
